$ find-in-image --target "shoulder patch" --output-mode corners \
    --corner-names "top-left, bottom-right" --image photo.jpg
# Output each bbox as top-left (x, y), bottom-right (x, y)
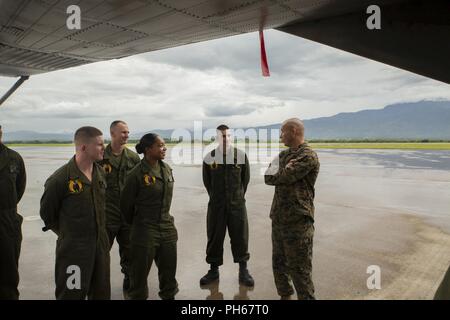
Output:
top-left (143, 174), bottom-right (156, 186)
top-left (210, 161), bottom-right (219, 170)
top-left (102, 162), bottom-right (112, 174)
top-left (68, 179), bottom-right (83, 194)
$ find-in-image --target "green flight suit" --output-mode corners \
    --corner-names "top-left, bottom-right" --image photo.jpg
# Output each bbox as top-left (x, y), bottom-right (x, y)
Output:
top-left (40, 156), bottom-right (110, 300)
top-left (202, 147), bottom-right (250, 266)
top-left (98, 144), bottom-right (140, 287)
top-left (0, 143), bottom-right (26, 300)
top-left (121, 159), bottom-right (178, 300)
top-left (265, 143), bottom-right (320, 300)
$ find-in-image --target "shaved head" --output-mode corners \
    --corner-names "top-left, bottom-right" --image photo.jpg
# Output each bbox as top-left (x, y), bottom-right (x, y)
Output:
top-left (282, 118), bottom-right (305, 138)
top-left (280, 118), bottom-right (305, 147)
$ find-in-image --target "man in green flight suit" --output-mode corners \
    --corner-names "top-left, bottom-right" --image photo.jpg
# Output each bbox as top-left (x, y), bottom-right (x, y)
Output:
top-left (0, 125), bottom-right (26, 300)
top-left (98, 120), bottom-right (140, 296)
top-left (265, 118), bottom-right (320, 300)
top-left (40, 126), bottom-right (110, 300)
top-left (200, 124), bottom-right (254, 287)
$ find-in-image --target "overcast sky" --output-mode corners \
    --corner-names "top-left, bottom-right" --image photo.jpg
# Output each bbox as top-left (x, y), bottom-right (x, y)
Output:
top-left (1, 29), bottom-right (449, 134)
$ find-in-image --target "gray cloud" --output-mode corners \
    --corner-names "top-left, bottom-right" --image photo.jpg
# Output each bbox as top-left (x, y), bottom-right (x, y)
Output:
top-left (141, 30), bottom-right (360, 78)
top-left (204, 105), bottom-right (256, 117)
top-left (1, 30), bottom-right (450, 133)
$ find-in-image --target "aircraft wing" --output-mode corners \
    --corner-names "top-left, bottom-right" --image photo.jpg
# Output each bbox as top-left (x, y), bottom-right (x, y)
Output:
top-left (0, 0), bottom-right (449, 84)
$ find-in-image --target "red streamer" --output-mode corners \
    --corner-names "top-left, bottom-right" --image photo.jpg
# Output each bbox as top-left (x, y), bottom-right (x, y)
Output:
top-left (259, 30), bottom-right (270, 77)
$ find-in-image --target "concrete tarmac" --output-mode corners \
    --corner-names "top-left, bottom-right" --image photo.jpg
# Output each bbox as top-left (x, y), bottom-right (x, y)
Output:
top-left (12, 146), bottom-right (450, 300)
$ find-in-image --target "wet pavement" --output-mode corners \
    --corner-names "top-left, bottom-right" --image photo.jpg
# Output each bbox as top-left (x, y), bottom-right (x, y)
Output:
top-left (11, 146), bottom-right (450, 300)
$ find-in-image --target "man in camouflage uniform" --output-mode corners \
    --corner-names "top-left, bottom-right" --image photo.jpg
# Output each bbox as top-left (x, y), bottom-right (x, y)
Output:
top-left (40, 126), bottom-right (110, 300)
top-left (265, 118), bottom-right (320, 300)
top-left (0, 125), bottom-right (26, 299)
top-left (98, 120), bottom-right (140, 296)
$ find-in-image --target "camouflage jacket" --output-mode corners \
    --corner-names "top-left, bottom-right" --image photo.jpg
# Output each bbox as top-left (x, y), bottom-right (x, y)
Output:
top-left (264, 143), bottom-right (319, 224)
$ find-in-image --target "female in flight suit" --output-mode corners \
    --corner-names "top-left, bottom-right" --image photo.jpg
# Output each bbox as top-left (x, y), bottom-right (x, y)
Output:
top-left (121, 133), bottom-right (178, 300)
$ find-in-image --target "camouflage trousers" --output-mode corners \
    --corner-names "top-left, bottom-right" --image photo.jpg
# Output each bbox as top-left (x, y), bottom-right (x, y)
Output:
top-left (272, 215), bottom-right (315, 300)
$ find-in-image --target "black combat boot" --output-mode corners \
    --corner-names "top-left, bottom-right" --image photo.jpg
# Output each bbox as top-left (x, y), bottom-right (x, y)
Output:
top-left (200, 265), bottom-right (220, 286)
top-left (238, 262), bottom-right (255, 287)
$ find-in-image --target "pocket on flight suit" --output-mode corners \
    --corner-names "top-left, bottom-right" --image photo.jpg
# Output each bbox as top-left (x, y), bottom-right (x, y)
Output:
top-left (230, 198), bottom-right (247, 221)
top-left (166, 170), bottom-right (175, 200)
top-left (230, 165), bottom-right (247, 220)
top-left (14, 214), bottom-right (23, 240)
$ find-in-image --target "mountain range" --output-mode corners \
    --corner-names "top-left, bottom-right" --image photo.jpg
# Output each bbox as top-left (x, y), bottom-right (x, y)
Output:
top-left (3, 101), bottom-right (450, 141)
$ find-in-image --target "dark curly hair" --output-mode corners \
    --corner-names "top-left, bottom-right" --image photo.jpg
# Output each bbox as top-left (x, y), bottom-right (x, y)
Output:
top-left (135, 133), bottom-right (159, 154)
